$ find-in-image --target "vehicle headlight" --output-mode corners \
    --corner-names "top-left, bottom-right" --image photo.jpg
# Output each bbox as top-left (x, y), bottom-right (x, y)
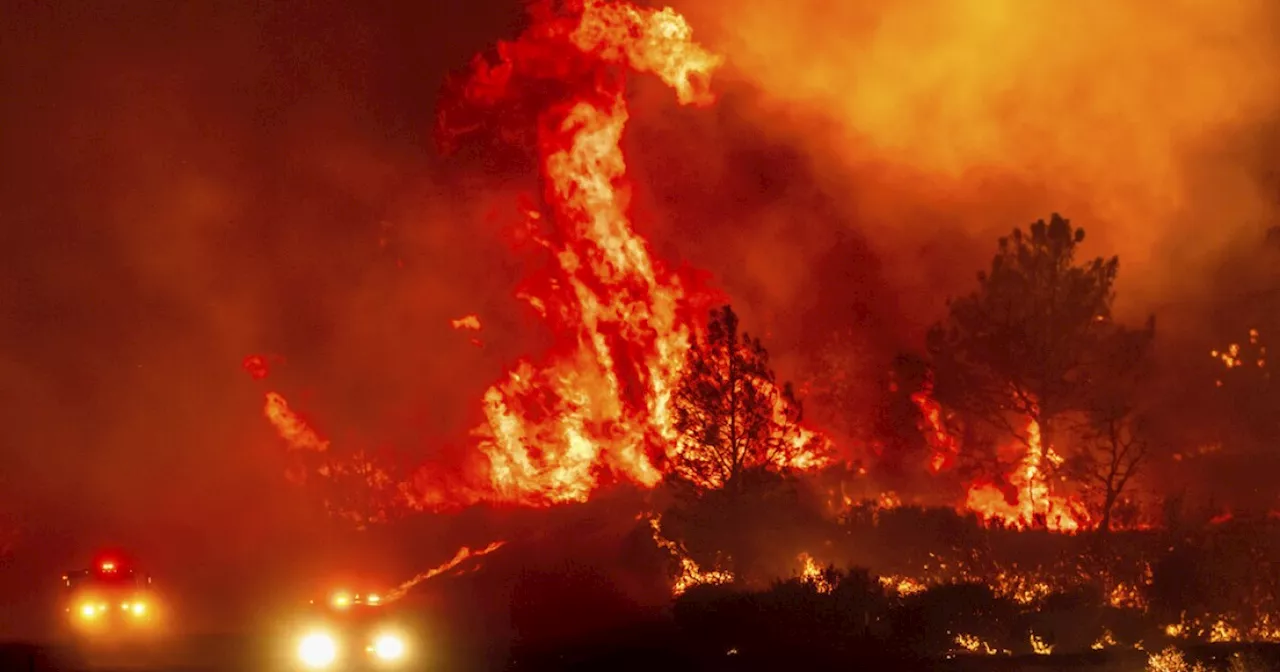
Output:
top-left (372, 634), bottom-right (405, 660)
top-left (79, 604), bottom-right (98, 619)
top-left (130, 602), bottom-right (146, 616)
top-left (298, 632), bottom-right (337, 668)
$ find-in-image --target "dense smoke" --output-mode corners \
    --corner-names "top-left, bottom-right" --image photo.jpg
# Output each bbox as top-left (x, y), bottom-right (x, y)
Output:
top-left (666, 0), bottom-right (1280, 316)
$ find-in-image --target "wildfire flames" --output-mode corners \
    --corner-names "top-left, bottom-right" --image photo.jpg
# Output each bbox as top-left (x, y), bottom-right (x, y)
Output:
top-left (797, 553), bottom-right (833, 594)
top-left (240, 2), bottom-right (1280, 638)
top-left (451, 314), bottom-right (484, 347)
top-left (248, 0), bottom-right (828, 514)
top-left (910, 374), bottom-right (959, 474)
top-left (456, 0), bottom-right (724, 506)
top-left (965, 417), bottom-right (1084, 532)
top-left (910, 378), bottom-right (1085, 532)
top-left (648, 514), bottom-right (732, 596)
top-left (263, 392), bottom-right (329, 456)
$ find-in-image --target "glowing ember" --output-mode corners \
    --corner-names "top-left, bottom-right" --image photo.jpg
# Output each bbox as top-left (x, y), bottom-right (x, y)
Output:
top-left (1108, 580), bottom-right (1147, 610)
top-left (991, 571), bottom-right (1054, 606)
top-left (953, 633), bottom-right (1008, 656)
top-left (1209, 619), bottom-right (1242, 643)
top-left (451, 314), bottom-right (484, 347)
top-left (1146, 647), bottom-right (1209, 672)
top-left (878, 574), bottom-right (926, 597)
top-left (264, 392), bottom-right (329, 454)
top-left (1211, 327), bottom-right (1268, 387)
top-left (649, 514), bottom-right (732, 596)
top-left (1091, 628), bottom-right (1119, 650)
top-left (878, 491), bottom-right (903, 509)
top-left (242, 354), bottom-right (271, 380)
top-left (1211, 328), bottom-right (1266, 371)
top-left (451, 314), bottom-right (482, 330)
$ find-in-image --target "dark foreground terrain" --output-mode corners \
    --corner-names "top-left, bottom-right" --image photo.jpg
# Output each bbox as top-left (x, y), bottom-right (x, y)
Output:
top-left (3, 636), bottom-right (1279, 672)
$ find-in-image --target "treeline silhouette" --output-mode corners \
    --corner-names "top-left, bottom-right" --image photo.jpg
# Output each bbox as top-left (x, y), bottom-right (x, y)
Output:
top-left (504, 505), bottom-right (1280, 671)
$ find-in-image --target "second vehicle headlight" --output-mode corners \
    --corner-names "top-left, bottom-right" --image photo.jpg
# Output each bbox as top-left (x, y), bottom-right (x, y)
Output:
top-left (298, 632), bottom-right (337, 668)
top-left (372, 634), bottom-right (405, 660)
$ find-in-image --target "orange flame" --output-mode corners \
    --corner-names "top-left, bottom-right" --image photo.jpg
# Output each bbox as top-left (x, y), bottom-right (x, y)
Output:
top-left (383, 541), bottom-right (506, 603)
top-left (451, 314), bottom-right (484, 347)
top-left (797, 553), bottom-right (834, 593)
top-left (649, 514), bottom-right (733, 596)
top-left (264, 392), bottom-right (329, 454)
top-left (451, 314), bottom-right (482, 330)
top-left (434, 0), bottom-right (725, 506)
top-left (910, 375), bottom-right (960, 473)
top-left (441, 0), bottom-right (820, 505)
top-left (965, 417), bottom-right (1083, 532)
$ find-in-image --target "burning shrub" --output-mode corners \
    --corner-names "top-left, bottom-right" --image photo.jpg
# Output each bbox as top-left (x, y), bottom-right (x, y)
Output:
top-left (1147, 646), bottom-right (1211, 672)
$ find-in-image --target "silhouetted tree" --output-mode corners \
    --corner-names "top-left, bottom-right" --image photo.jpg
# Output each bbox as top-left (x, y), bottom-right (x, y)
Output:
top-left (1068, 325), bottom-right (1158, 533)
top-left (926, 213), bottom-right (1154, 452)
top-left (670, 305), bottom-right (811, 494)
top-left (1068, 402), bottom-right (1149, 534)
top-left (665, 306), bottom-right (820, 583)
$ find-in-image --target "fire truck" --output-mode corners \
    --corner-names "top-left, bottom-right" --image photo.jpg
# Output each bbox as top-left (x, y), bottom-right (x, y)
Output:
top-left (289, 589), bottom-right (416, 669)
top-left (61, 554), bottom-right (162, 640)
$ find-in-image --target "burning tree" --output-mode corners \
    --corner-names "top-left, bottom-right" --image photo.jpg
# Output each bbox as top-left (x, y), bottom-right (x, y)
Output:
top-left (663, 305), bottom-right (824, 584)
top-left (926, 214), bottom-right (1154, 528)
top-left (670, 305), bottom-right (814, 493)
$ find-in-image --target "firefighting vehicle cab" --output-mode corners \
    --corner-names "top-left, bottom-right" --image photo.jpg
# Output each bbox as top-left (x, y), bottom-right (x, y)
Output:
top-left (291, 590), bottom-right (415, 669)
top-left (62, 556), bottom-right (159, 638)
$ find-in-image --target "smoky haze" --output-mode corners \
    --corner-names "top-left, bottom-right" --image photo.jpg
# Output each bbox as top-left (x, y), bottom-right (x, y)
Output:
top-left (0, 0), bottom-right (535, 638)
top-left (666, 0), bottom-right (1280, 313)
top-left (1, 0), bottom-right (1277, 639)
